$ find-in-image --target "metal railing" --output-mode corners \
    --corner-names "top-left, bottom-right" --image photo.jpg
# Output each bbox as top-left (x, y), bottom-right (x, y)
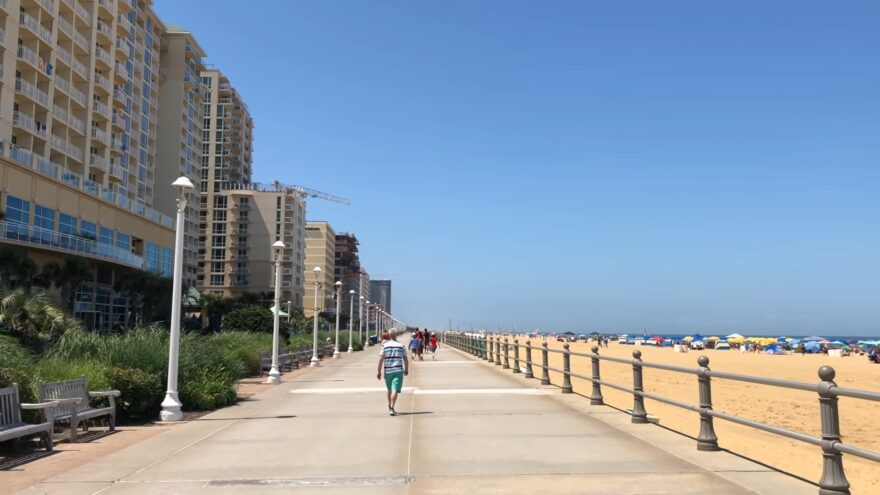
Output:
top-left (0, 220), bottom-right (145, 269)
top-left (442, 332), bottom-right (880, 495)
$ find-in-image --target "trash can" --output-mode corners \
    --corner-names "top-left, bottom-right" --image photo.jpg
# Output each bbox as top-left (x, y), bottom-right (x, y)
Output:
top-left (369, 335), bottom-right (379, 345)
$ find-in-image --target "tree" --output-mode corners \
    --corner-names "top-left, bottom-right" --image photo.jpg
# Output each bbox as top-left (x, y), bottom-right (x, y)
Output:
top-left (221, 305), bottom-right (273, 332)
top-left (41, 257), bottom-right (92, 312)
top-left (198, 292), bottom-right (234, 332)
top-left (0, 247), bottom-right (38, 291)
top-left (114, 270), bottom-right (173, 326)
top-left (0, 288), bottom-right (81, 349)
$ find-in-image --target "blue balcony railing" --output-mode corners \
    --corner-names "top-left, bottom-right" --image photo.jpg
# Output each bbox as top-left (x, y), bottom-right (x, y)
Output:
top-left (0, 220), bottom-right (145, 269)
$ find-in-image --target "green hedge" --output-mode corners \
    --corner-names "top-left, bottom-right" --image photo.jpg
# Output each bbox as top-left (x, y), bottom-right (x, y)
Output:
top-left (289, 330), bottom-right (364, 353)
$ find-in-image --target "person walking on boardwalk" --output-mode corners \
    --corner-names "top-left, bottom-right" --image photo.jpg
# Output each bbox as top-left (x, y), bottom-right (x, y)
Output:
top-left (377, 328), bottom-right (409, 416)
top-left (429, 332), bottom-right (439, 359)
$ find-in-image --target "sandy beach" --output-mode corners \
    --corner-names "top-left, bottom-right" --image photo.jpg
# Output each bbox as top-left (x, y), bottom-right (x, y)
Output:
top-left (488, 337), bottom-right (880, 495)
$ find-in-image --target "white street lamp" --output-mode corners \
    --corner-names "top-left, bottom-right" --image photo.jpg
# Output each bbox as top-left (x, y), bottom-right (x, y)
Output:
top-left (286, 300), bottom-right (292, 323)
top-left (160, 176), bottom-right (194, 422)
top-left (365, 300), bottom-right (371, 346)
top-left (267, 240), bottom-right (285, 384)
top-left (310, 266), bottom-right (322, 367)
top-left (359, 295), bottom-right (365, 346)
top-left (347, 289), bottom-right (355, 352)
top-left (333, 280), bottom-right (342, 358)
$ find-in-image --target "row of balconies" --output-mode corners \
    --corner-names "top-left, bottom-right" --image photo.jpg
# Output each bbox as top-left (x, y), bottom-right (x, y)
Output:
top-left (20, 11), bottom-right (54, 45)
top-left (15, 77), bottom-right (50, 107)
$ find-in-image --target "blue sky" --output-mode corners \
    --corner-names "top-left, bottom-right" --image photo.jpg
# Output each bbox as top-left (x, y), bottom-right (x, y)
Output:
top-left (154, 1), bottom-right (879, 336)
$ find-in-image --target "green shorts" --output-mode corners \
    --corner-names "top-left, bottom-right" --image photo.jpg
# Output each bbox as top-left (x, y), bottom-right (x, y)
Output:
top-left (384, 371), bottom-right (404, 393)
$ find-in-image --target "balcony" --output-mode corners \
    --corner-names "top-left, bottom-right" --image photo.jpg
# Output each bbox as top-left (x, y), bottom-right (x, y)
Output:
top-left (56, 45), bottom-right (72, 68)
top-left (37, 0), bottom-right (54, 15)
top-left (91, 126), bottom-right (109, 145)
top-left (19, 11), bottom-right (53, 45)
top-left (92, 99), bottom-right (110, 117)
top-left (69, 114), bottom-right (84, 134)
top-left (73, 31), bottom-right (88, 51)
top-left (89, 152), bottom-right (108, 172)
top-left (16, 44), bottom-right (42, 71)
top-left (13, 111), bottom-right (48, 139)
top-left (96, 19), bottom-right (112, 40)
top-left (68, 143), bottom-right (84, 162)
top-left (113, 61), bottom-right (130, 81)
top-left (71, 57), bottom-right (88, 79)
top-left (74, 1), bottom-right (91, 24)
top-left (95, 46), bottom-right (112, 68)
top-left (15, 77), bottom-right (49, 107)
top-left (0, 220), bottom-right (145, 269)
top-left (94, 72), bottom-right (112, 93)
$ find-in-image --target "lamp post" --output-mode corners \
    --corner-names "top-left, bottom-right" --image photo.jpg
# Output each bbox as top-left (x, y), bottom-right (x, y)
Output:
top-left (266, 240), bottom-right (285, 384)
top-left (310, 266), bottom-right (322, 367)
top-left (333, 281), bottom-right (342, 358)
top-left (160, 176), bottom-right (194, 422)
top-left (286, 300), bottom-right (292, 323)
top-left (347, 289), bottom-right (355, 352)
top-left (365, 300), bottom-right (371, 345)
top-left (359, 295), bottom-right (365, 345)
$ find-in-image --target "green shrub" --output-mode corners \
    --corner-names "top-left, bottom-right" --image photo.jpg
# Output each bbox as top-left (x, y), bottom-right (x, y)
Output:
top-left (106, 367), bottom-right (164, 422)
top-left (290, 331), bottom-right (364, 352)
top-left (179, 369), bottom-right (237, 411)
top-left (221, 305), bottom-right (272, 333)
top-left (207, 331), bottom-right (272, 377)
top-left (33, 357), bottom-right (111, 392)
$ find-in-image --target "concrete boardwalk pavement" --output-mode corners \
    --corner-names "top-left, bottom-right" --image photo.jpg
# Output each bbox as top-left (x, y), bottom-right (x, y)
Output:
top-left (14, 341), bottom-right (817, 495)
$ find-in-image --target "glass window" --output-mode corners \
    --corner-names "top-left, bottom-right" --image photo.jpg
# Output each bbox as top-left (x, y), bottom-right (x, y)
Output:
top-left (59, 213), bottom-right (77, 235)
top-left (5, 195), bottom-right (30, 224)
top-left (116, 232), bottom-right (130, 251)
top-left (145, 242), bottom-right (160, 274)
top-left (80, 221), bottom-right (97, 240)
top-left (99, 227), bottom-right (113, 245)
top-left (34, 205), bottom-right (55, 231)
top-left (161, 247), bottom-right (173, 276)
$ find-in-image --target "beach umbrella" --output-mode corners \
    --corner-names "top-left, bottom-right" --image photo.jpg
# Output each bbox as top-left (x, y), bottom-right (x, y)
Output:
top-left (683, 336), bottom-right (694, 342)
top-left (726, 333), bottom-right (745, 340)
top-left (691, 333), bottom-right (705, 341)
top-left (803, 336), bottom-right (825, 342)
top-left (651, 336), bottom-right (664, 343)
top-left (708, 336), bottom-right (720, 341)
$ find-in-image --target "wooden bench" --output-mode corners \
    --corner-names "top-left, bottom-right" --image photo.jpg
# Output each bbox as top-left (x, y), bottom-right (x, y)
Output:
top-left (38, 378), bottom-right (120, 442)
top-left (260, 350), bottom-right (297, 376)
top-left (0, 384), bottom-right (63, 452)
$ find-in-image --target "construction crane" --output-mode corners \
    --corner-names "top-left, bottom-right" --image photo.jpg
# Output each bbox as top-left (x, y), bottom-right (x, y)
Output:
top-left (271, 181), bottom-right (350, 205)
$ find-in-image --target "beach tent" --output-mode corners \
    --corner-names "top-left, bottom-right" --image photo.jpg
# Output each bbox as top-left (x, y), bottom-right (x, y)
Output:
top-left (804, 336), bottom-right (825, 342)
top-left (764, 344), bottom-right (785, 355)
top-left (726, 333), bottom-right (745, 340)
top-left (715, 340), bottom-right (730, 350)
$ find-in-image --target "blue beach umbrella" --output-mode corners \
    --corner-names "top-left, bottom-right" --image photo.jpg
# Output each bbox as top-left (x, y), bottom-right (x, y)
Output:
top-left (803, 336), bottom-right (825, 342)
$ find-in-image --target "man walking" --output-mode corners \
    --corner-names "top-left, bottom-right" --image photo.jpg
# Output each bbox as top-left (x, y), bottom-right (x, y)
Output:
top-left (377, 328), bottom-right (408, 416)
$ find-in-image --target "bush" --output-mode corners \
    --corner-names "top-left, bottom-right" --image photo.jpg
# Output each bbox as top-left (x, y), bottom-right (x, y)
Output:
top-left (107, 367), bottom-right (164, 422)
top-left (207, 332), bottom-right (272, 377)
top-left (33, 357), bottom-right (111, 392)
top-left (179, 369), bottom-right (237, 411)
top-left (221, 305), bottom-right (273, 333)
top-left (288, 331), bottom-right (364, 353)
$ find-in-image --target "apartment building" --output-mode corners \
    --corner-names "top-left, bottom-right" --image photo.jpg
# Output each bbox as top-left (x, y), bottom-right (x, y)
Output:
top-left (0, 0), bottom-right (175, 329)
top-left (201, 183), bottom-right (306, 310)
top-left (195, 68), bottom-right (253, 290)
top-left (369, 279), bottom-right (391, 314)
top-left (303, 221), bottom-right (334, 318)
top-left (156, 24), bottom-right (203, 289)
top-left (334, 232), bottom-right (367, 319)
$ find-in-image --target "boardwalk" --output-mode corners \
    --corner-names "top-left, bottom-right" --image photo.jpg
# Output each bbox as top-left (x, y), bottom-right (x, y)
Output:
top-left (16, 342), bottom-right (816, 495)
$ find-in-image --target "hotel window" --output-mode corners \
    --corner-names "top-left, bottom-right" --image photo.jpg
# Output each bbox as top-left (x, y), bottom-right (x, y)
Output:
top-left (59, 213), bottom-right (77, 235)
top-left (145, 243), bottom-right (160, 274)
top-left (99, 227), bottom-right (114, 246)
top-left (34, 205), bottom-right (55, 231)
top-left (116, 232), bottom-right (130, 252)
top-left (161, 247), bottom-right (173, 276)
top-left (80, 221), bottom-right (97, 240)
top-left (211, 248), bottom-right (224, 260)
top-left (5, 195), bottom-right (30, 224)
top-left (210, 274), bottom-right (224, 286)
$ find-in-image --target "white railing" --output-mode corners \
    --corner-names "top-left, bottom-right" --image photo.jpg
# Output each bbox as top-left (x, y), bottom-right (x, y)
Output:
top-left (51, 133), bottom-right (67, 151)
top-left (16, 44), bottom-right (40, 69)
top-left (114, 61), bottom-right (129, 80)
top-left (74, 1), bottom-right (91, 24)
top-left (93, 99), bottom-right (109, 116)
top-left (96, 19), bottom-right (112, 38)
top-left (73, 31), bottom-right (88, 51)
top-left (95, 46), bottom-right (112, 67)
top-left (19, 11), bottom-right (53, 45)
top-left (13, 111), bottom-right (48, 139)
top-left (0, 0), bottom-right (8, 12)
top-left (68, 143), bottom-right (84, 161)
top-left (94, 72), bottom-right (111, 92)
top-left (1, 220), bottom-right (145, 269)
top-left (71, 57), bottom-right (88, 78)
top-left (91, 126), bottom-right (108, 145)
top-left (56, 45), bottom-right (72, 66)
top-left (53, 104), bottom-right (68, 124)
top-left (57, 16), bottom-right (73, 38)
top-left (116, 13), bottom-right (132, 33)
top-left (68, 114), bottom-right (84, 134)
top-left (15, 77), bottom-right (49, 107)
top-left (89, 152), bottom-right (108, 171)
top-left (70, 85), bottom-right (86, 106)
top-left (37, 0), bottom-right (54, 15)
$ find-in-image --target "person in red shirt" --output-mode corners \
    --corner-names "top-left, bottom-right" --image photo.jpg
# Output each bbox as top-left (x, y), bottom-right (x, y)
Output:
top-left (429, 332), bottom-right (439, 360)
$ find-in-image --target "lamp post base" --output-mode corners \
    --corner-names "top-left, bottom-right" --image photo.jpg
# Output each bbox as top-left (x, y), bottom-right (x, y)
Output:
top-left (333, 348), bottom-right (340, 359)
top-left (347, 347), bottom-right (353, 353)
top-left (310, 355), bottom-right (321, 367)
top-left (266, 366), bottom-right (281, 384)
top-left (159, 392), bottom-right (183, 422)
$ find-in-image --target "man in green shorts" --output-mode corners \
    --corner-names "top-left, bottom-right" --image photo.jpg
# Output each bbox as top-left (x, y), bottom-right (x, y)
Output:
top-left (377, 328), bottom-right (409, 416)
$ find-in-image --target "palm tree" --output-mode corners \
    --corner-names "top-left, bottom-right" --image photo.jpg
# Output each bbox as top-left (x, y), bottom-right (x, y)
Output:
top-left (41, 258), bottom-right (92, 312)
top-left (0, 247), bottom-right (40, 292)
top-left (0, 288), bottom-right (81, 348)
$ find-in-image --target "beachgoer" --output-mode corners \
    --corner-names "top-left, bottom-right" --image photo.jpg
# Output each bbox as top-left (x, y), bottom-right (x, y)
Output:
top-left (430, 332), bottom-right (438, 359)
top-left (410, 332), bottom-right (421, 360)
top-left (377, 328), bottom-right (408, 416)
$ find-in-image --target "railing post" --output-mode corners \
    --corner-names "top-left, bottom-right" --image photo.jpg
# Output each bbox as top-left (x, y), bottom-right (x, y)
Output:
top-left (512, 339), bottom-right (521, 373)
top-left (562, 343), bottom-right (573, 393)
top-left (817, 366), bottom-right (850, 495)
top-left (494, 338), bottom-right (502, 366)
top-left (503, 337), bottom-right (510, 369)
top-left (696, 356), bottom-right (719, 451)
top-left (540, 342), bottom-right (551, 385)
top-left (524, 340), bottom-right (534, 379)
top-left (485, 336), bottom-right (492, 362)
top-left (631, 350), bottom-right (648, 423)
top-left (590, 345), bottom-right (603, 405)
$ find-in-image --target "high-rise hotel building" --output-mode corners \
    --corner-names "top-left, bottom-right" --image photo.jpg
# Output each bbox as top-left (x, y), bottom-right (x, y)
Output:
top-left (0, 0), bottom-right (174, 329)
top-left (196, 68), bottom-right (253, 290)
top-left (156, 24), bottom-right (203, 289)
top-left (304, 221), bottom-right (335, 318)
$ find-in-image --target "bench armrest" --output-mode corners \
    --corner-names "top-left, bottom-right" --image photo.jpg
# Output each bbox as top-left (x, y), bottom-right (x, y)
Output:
top-left (89, 390), bottom-right (121, 398)
top-left (21, 401), bottom-right (60, 410)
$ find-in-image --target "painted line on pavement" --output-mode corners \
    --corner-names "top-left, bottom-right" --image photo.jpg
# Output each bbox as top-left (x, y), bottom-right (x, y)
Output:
top-left (290, 387), bottom-right (546, 395)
